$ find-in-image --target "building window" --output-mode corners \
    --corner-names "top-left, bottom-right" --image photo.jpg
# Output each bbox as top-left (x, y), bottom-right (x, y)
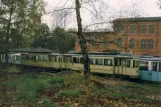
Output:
top-left (119, 25), bottom-right (123, 33)
top-left (130, 39), bottom-right (134, 49)
top-left (130, 25), bottom-right (135, 34)
top-left (149, 25), bottom-right (154, 34)
top-left (141, 25), bottom-right (146, 34)
top-left (149, 39), bottom-right (153, 49)
top-left (104, 39), bottom-right (108, 48)
top-left (141, 39), bottom-right (146, 49)
top-left (117, 39), bottom-right (122, 48)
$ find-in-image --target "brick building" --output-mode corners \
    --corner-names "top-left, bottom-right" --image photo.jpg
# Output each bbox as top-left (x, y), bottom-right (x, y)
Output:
top-left (75, 17), bottom-right (161, 56)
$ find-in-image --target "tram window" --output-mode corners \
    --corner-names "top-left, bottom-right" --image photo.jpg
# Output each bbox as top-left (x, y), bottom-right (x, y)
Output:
top-left (73, 57), bottom-right (79, 63)
top-left (136, 61), bottom-right (139, 68)
top-left (22, 56), bottom-right (26, 60)
top-left (95, 59), bottom-right (103, 65)
top-left (123, 60), bottom-right (126, 66)
top-left (55, 56), bottom-right (58, 62)
top-left (80, 57), bottom-right (83, 63)
top-left (31, 56), bottom-right (36, 60)
top-left (152, 62), bottom-right (157, 71)
top-left (90, 59), bottom-right (95, 64)
top-left (58, 57), bottom-right (62, 62)
top-left (44, 56), bottom-right (48, 61)
top-left (52, 56), bottom-right (56, 61)
top-left (104, 59), bottom-right (112, 66)
top-left (133, 60), bottom-right (136, 68)
top-left (68, 57), bottom-right (71, 63)
top-left (159, 63), bottom-right (161, 72)
top-left (140, 61), bottom-right (148, 70)
top-left (73, 57), bottom-right (76, 63)
top-left (119, 60), bottom-right (122, 66)
top-left (127, 60), bottom-right (130, 67)
top-left (115, 59), bottom-right (118, 66)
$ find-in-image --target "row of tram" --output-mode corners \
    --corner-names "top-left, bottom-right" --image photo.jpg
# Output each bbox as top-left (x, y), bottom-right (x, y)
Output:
top-left (1, 50), bottom-right (161, 82)
top-left (21, 52), bottom-right (140, 78)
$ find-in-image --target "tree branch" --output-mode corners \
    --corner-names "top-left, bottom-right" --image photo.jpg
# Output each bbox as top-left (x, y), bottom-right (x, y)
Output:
top-left (46, 8), bottom-right (75, 15)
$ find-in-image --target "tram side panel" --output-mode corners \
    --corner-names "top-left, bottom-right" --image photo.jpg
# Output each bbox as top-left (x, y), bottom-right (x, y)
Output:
top-left (22, 54), bottom-right (50, 68)
top-left (71, 56), bottom-right (84, 71)
top-left (90, 57), bottom-right (114, 74)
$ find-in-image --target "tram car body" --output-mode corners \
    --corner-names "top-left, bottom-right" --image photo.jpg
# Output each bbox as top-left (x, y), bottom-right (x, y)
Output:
top-left (71, 54), bottom-right (140, 77)
top-left (140, 57), bottom-right (161, 82)
top-left (21, 53), bottom-right (140, 78)
top-left (0, 53), bottom-right (22, 65)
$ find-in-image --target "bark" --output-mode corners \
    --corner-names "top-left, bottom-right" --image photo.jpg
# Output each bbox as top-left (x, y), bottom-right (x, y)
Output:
top-left (75, 0), bottom-right (90, 79)
top-left (5, 1), bottom-right (14, 65)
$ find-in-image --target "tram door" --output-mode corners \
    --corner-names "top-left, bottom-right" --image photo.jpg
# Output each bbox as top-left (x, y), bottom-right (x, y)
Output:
top-left (114, 58), bottom-right (127, 75)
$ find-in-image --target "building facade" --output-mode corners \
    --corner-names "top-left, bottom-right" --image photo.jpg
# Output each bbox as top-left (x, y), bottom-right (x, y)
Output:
top-left (75, 17), bottom-right (161, 56)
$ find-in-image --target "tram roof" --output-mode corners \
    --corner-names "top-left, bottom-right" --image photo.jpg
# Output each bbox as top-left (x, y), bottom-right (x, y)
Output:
top-left (61, 53), bottom-right (139, 58)
top-left (140, 57), bottom-right (161, 61)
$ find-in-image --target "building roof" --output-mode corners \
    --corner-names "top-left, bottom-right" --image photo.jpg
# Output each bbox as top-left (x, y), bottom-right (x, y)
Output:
top-left (9, 48), bottom-right (52, 53)
top-left (83, 31), bottom-right (115, 35)
top-left (113, 17), bottom-right (161, 22)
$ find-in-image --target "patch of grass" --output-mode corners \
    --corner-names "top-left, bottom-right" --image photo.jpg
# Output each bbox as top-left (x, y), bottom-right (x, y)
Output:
top-left (65, 104), bottom-right (71, 107)
top-left (1, 73), bottom-right (64, 106)
top-left (109, 93), bottom-right (137, 99)
top-left (48, 77), bottom-right (65, 89)
top-left (49, 77), bottom-right (64, 84)
top-left (0, 64), bottom-right (8, 70)
top-left (2, 79), bottom-right (20, 89)
top-left (39, 98), bottom-right (56, 107)
top-left (94, 87), bottom-right (108, 96)
top-left (7, 66), bottom-right (21, 73)
top-left (17, 89), bottom-right (37, 103)
top-left (57, 88), bottom-right (83, 98)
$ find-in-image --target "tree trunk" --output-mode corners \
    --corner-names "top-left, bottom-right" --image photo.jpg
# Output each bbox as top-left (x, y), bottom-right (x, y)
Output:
top-left (75, 0), bottom-right (90, 79)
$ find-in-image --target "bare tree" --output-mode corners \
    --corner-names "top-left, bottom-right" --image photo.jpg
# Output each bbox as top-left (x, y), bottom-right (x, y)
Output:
top-left (48, 0), bottom-right (144, 78)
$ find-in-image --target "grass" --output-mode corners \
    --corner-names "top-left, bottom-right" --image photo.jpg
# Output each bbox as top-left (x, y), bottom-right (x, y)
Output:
top-left (94, 87), bottom-right (108, 96)
top-left (0, 65), bottom-right (21, 73)
top-left (7, 66), bottom-right (21, 73)
top-left (39, 98), bottom-right (56, 107)
top-left (1, 73), bottom-right (65, 106)
top-left (109, 93), bottom-right (137, 99)
top-left (0, 71), bottom-right (161, 106)
top-left (57, 88), bottom-right (83, 98)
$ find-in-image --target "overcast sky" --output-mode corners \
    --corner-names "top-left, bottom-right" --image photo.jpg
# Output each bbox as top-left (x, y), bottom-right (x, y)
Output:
top-left (42, 0), bottom-right (161, 29)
